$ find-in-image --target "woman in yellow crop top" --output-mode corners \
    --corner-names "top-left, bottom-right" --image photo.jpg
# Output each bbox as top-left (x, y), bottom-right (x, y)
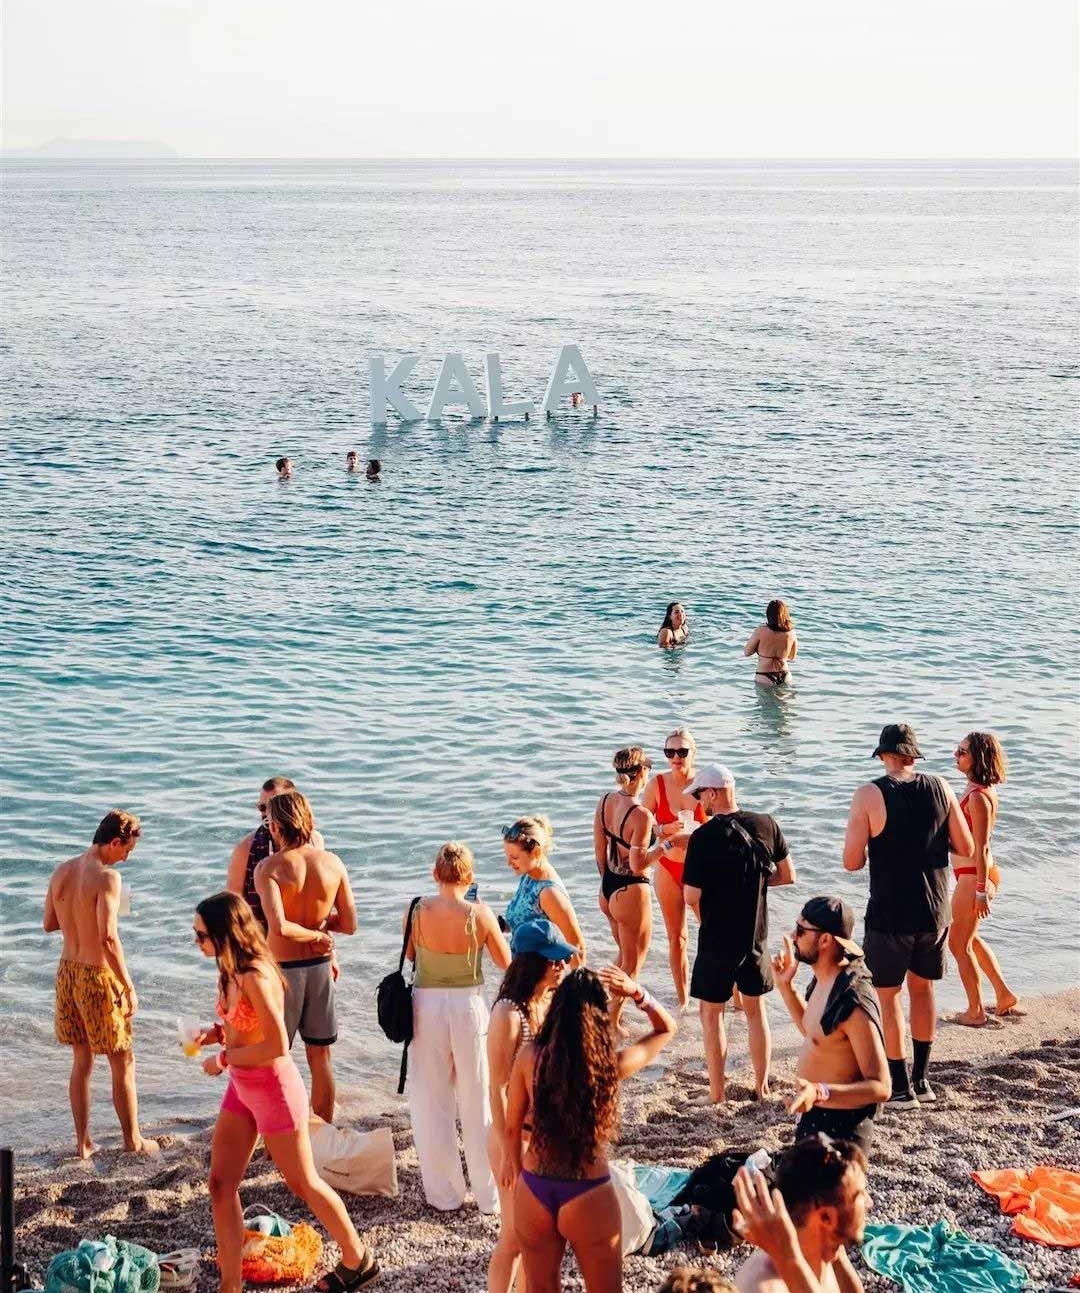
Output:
top-left (402, 842), bottom-right (511, 1213)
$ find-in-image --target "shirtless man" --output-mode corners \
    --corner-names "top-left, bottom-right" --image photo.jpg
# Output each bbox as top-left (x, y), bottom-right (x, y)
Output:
top-left (225, 776), bottom-right (323, 930)
top-left (744, 600), bottom-right (798, 687)
top-left (43, 810), bottom-right (157, 1157)
top-left (255, 789), bottom-right (356, 1122)
top-left (732, 1137), bottom-right (869, 1293)
top-left (772, 898), bottom-right (890, 1155)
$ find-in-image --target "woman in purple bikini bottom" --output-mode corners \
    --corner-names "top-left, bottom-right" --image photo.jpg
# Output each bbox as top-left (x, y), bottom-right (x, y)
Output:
top-left (502, 966), bottom-right (676, 1292)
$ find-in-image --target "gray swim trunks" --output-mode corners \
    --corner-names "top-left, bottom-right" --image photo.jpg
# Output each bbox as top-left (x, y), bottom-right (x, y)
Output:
top-left (281, 954), bottom-right (337, 1046)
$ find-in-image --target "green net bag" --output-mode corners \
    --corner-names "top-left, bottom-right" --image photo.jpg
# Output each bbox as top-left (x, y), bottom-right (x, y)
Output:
top-left (45, 1237), bottom-right (160, 1293)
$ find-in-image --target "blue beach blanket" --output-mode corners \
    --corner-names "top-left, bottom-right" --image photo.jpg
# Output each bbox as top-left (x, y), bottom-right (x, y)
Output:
top-left (634, 1163), bottom-right (692, 1212)
top-left (861, 1220), bottom-right (1028, 1292)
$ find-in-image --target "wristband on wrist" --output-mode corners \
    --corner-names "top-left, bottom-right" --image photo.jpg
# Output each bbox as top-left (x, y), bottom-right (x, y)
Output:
top-left (634, 988), bottom-right (652, 1010)
top-left (815, 1082), bottom-right (830, 1105)
top-left (975, 888), bottom-right (988, 897)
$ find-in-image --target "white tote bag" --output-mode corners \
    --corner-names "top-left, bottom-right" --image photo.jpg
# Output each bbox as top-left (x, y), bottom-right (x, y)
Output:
top-left (609, 1159), bottom-right (654, 1256)
top-left (309, 1120), bottom-right (399, 1197)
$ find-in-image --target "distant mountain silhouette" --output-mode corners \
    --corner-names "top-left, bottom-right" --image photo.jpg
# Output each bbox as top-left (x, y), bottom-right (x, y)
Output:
top-left (5, 137), bottom-right (180, 158)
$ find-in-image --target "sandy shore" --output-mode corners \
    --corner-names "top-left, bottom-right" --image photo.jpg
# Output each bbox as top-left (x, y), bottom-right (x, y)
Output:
top-left (12, 988), bottom-right (1079, 1292)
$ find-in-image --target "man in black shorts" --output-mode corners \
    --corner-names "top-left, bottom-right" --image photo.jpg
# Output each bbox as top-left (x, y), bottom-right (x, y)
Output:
top-left (682, 765), bottom-right (795, 1103)
top-left (843, 724), bottom-right (973, 1109)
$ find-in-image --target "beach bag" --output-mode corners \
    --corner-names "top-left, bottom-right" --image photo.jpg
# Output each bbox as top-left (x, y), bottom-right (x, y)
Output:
top-left (610, 1160), bottom-right (655, 1256)
top-left (310, 1119), bottom-right (398, 1197)
top-left (238, 1205), bottom-right (321, 1284)
top-left (45, 1237), bottom-right (160, 1293)
top-left (672, 1149), bottom-right (774, 1249)
top-left (376, 895), bottom-right (422, 1092)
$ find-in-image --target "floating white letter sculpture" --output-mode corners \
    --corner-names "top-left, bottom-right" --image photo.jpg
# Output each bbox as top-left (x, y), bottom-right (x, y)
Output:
top-left (485, 353), bottom-right (535, 421)
top-left (541, 344), bottom-right (599, 414)
top-left (369, 354), bottom-right (421, 424)
top-left (426, 354), bottom-right (486, 421)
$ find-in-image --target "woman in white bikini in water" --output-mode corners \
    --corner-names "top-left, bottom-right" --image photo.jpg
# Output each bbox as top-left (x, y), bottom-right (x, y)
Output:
top-left (949, 732), bottom-right (1022, 1026)
top-left (744, 599), bottom-right (798, 686)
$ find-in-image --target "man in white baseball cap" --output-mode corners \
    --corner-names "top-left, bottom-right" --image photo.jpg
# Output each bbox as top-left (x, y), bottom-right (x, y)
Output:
top-left (682, 765), bottom-right (795, 1103)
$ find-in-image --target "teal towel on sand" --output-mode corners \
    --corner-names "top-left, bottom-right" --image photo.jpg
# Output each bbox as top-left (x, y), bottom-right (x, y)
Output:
top-left (861, 1220), bottom-right (1028, 1292)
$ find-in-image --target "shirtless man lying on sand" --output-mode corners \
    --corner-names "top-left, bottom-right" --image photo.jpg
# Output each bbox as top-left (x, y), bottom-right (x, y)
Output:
top-left (44, 810), bottom-right (158, 1157)
top-left (773, 897), bottom-right (891, 1155)
top-left (255, 789), bottom-right (357, 1123)
top-left (733, 1136), bottom-right (869, 1293)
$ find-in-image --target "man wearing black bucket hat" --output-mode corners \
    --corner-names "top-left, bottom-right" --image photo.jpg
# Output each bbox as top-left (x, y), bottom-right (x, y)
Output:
top-left (772, 897), bottom-right (890, 1154)
top-left (842, 725), bottom-right (973, 1110)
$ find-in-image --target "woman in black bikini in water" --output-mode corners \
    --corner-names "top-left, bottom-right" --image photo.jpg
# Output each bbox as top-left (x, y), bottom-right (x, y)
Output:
top-left (744, 599), bottom-right (798, 686)
top-left (657, 602), bottom-right (689, 648)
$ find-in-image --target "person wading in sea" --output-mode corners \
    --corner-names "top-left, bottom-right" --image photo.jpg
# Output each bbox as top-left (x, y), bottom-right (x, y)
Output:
top-left (255, 790), bottom-right (356, 1122)
top-left (843, 724), bottom-right (973, 1109)
top-left (44, 810), bottom-right (158, 1157)
top-left (772, 897), bottom-right (890, 1155)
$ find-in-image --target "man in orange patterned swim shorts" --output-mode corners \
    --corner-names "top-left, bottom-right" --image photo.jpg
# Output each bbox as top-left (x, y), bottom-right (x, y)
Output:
top-left (44, 810), bottom-right (158, 1158)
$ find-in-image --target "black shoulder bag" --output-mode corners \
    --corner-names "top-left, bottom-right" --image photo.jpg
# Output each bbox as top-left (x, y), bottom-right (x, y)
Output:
top-left (376, 895), bottom-right (422, 1093)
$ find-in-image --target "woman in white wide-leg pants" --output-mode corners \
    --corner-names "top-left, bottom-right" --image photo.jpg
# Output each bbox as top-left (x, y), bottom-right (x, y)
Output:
top-left (404, 842), bottom-right (511, 1213)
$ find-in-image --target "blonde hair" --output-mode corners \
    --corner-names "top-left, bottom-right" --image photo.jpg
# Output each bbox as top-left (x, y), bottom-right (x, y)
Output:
top-left (505, 815), bottom-right (554, 856)
top-left (434, 841), bottom-right (475, 885)
top-left (665, 726), bottom-right (697, 750)
top-left (613, 746), bottom-right (649, 787)
top-left (266, 790), bottom-right (314, 848)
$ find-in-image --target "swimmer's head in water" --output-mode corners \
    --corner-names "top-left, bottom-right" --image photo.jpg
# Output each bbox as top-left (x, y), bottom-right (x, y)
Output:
top-left (346, 451), bottom-right (358, 469)
top-left (366, 458), bottom-right (382, 478)
top-left (275, 456), bottom-right (293, 478)
top-left (766, 599), bottom-right (792, 631)
top-left (661, 602), bottom-right (686, 631)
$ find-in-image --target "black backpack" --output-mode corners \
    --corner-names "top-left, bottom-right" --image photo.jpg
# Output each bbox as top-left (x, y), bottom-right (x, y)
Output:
top-left (672, 1149), bottom-right (775, 1249)
top-left (376, 896), bottom-right (422, 1093)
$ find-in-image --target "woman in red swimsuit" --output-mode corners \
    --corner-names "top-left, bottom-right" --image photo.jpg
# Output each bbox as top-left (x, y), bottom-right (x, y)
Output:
top-left (948, 732), bottom-right (1021, 1027)
top-left (642, 727), bottom-right (706, 1008)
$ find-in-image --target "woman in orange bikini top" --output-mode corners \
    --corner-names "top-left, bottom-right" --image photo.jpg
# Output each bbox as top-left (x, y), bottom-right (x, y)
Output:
top-left (642, 727), bottom-right (707, 1009)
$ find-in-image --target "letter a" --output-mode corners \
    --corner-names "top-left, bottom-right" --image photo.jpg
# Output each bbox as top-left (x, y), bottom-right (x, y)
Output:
top-left (426, 354), bottom-right (486, 421)
top-left (370, 354), bottom-right (421, 424)
top-left (485, 353), bottom-right (535, 421)
top-left (542, 344), bottom-right (600, 414)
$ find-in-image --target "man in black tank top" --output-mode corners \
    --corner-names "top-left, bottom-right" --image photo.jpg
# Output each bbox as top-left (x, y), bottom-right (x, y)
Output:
top-left (226, 775), bottom-right (299, 929)
top-left (843, 725), bottom-right (973, 1109)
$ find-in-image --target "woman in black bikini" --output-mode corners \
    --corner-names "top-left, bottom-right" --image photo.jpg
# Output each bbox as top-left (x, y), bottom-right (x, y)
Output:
top-left (503, 965), bottom-right (675, 1293)
top-left (657, 602), bottom-right (689, 648)
top-left (593, 747), bottom-right (656, 1032)
top-left (744, 599), bottom-right (798, 686)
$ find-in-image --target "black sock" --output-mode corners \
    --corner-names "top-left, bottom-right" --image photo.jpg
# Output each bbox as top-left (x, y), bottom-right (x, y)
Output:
top-left (888, 1057), bottom-right (911, 1095)
top-left (911, 1039), bottom-right (932, 1086)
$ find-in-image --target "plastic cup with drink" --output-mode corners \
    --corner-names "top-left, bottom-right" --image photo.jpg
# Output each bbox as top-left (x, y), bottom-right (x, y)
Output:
top-left (177, 1016), bottom-right (206, 1058)
top-left (677, 809), bottom-right (699, 834)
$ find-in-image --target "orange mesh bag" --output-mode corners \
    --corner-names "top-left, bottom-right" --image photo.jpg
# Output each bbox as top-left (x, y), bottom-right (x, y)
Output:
top-left (237, 1224), bottom-right (322, 1284)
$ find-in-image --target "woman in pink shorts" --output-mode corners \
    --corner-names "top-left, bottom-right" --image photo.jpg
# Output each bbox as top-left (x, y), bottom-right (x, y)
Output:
top-left (192, 892), bottom-right (379, 1293)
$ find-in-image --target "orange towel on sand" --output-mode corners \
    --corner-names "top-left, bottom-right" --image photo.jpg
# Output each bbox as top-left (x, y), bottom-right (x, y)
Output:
top-left (973, 1167), bottom-right (1080, 1247)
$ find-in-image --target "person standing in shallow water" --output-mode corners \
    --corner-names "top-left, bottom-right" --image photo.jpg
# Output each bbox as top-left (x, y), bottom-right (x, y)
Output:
top-left (657, 601), bottom-right (689, 648)
top-left (226, 776), bottom-right (303, 931)
top-left (843, 723), bottom-right (973, 1109)
top-left (949, 731), bottom-right (1022, 1026)
top-left (44, 810), bottom-right (158, 1158)
top-left (744, 599), bottom-right (798, 686)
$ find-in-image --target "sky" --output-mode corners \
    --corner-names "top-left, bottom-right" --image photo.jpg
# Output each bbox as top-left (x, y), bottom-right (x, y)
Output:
top-left (3, 0), bottom-right (1077, 158)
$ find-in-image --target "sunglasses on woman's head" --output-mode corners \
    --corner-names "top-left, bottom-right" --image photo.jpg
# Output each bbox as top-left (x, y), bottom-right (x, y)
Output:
top-left (664, 747), bottom-right (690, 759)
top-left (502, 825), bottom-right (534, 844)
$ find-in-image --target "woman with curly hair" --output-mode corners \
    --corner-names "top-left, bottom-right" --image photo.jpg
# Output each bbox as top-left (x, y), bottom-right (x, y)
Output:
top-left (503, 966), bottom-right (676, 1292)
top-left (949, 732), bottom-right (1022, 1026)
top-left (486, 920), bottom-right (576, 1293)
top-left (192, 892), bottom-right (378, 1293)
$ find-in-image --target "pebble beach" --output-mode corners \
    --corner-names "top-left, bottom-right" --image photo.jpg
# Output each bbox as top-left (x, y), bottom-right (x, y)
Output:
top-left (12, 987), bottom-right (1079, 1292)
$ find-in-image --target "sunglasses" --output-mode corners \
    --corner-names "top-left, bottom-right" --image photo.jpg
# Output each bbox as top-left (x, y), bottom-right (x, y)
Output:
top-left (664, 747), bottom-right (691, 759)
top-left (794, 921), bottom-right (823, 937)
top-left (955, 746), bottom-right (971, 757)
top-left (502, 825), bottom-right (537, 845)
top-left (193, 929), bottom-right (212, 945)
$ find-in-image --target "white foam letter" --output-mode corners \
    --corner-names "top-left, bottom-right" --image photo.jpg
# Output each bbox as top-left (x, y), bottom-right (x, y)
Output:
top-left (542, 344), bottom-right (600, 413)
top-left (370, 354), bottom-right (421, 424)
top-left (426, 353), bottom-right (486, 421)
top-left (485, 353), bottom-right (535, 421)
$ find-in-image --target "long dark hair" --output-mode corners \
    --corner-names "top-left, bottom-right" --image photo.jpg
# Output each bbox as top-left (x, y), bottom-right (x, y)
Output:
top-left (766, 599), bottom-right (792, 631)
top-left (495, 952), bottom-right (551, 1012)
top-left (660, 601), bottom-right (682, 631)
top-left (531, 969), bottom-right (619, 1176)
top-left (196, 891), bottom-right (283, 1003)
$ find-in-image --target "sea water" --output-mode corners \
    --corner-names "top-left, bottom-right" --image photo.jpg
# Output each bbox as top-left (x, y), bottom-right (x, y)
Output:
top-left (1, 159), bottom-right (1077, 1148)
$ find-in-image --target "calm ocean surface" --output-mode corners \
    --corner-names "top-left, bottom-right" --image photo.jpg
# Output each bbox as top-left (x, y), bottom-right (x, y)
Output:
top-left (1, 159), bottom-right (1077, 1149)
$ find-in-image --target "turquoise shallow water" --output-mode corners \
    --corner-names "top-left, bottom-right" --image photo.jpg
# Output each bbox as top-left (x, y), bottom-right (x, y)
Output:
top-left (1, 159), bottom-right (1078, 1148)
